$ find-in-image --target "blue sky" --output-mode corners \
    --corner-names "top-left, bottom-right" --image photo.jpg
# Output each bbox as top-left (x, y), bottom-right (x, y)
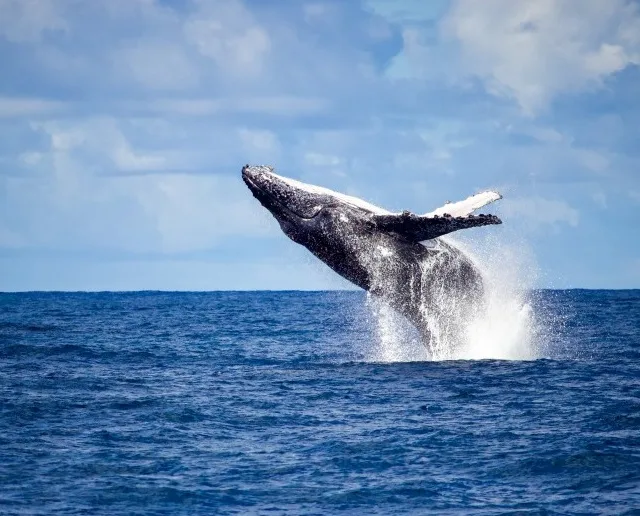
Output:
top-left (0, 0), bottom-right (639, 290)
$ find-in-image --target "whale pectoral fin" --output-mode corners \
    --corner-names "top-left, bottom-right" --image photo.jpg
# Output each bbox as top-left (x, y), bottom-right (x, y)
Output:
top-left (372, 212), bottom-right (502, 241)
top-left (424, 191), bottom-right (502, 218)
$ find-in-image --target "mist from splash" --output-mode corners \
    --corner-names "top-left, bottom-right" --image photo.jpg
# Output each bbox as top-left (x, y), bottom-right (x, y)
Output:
top-left (367, 234), bottom-right (549, 362)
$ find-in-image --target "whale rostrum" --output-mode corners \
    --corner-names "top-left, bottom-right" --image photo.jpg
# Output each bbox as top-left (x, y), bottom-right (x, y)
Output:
top-left (242, 164), bottom-right (503, 350)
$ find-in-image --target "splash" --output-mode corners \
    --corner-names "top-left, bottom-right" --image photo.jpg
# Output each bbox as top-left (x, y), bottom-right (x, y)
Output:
top-left (455, 234), bottom-right (541, 360)
top-left (367, 234), bottom-right (545, 362)
top-left (367, 299), bottom-right (428, 362)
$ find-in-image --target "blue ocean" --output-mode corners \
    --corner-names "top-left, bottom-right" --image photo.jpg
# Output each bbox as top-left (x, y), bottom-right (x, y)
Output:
top-left (1, 289), bottom-right (639, 514)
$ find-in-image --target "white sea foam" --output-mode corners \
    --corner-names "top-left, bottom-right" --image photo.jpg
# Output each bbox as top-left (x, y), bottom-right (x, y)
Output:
top-left (367, 234), bottom-right (545, 362)
top-left (367, 299), bottom-right (427, 362)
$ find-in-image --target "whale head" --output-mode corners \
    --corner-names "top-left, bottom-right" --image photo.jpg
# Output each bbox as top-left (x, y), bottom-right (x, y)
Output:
top-left (242, 165), bottom-right (383, 246)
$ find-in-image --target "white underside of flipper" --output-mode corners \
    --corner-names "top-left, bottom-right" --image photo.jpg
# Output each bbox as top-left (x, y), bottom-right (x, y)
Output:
top-left (424, 191), bottom-right (502, 218)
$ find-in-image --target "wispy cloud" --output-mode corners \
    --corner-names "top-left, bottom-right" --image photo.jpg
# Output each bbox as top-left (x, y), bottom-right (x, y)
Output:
top-left (0, 97), bottom-right (67, 117)
top-left (0, 0), bottom-right (67, 43)
top-left (442, 0), bottom-right (640, 114)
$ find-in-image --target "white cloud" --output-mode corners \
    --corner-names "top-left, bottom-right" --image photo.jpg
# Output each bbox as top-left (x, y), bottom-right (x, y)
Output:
top-left (592, 191), bottom-right (608, 209)
top-left (235, 96), bottom-right (328, 115)
top-left (2, 117), bottom-right (276, 254)
top-left (19, 151), bottom-right (44, 166)
top-left (303, 3), bottom-right (331, 23)
top-left (184, 0), bottom-right (270, 75)
top-left (32, 118), bottom-right (169, 172)
top-left (1, 169), bottom-right (273, 254)
top-left (385, 27), bottom-right (431, 79)
top-left (0, 0), bottom-right (67, 43)
top-left (0, 97), bottom-right (66, 117)
top-left (42, 124), bottom-right (85, 151)
top-left (0, 1), bottom-right (335, 115)
top-left (111, 143), bottom-right (167, 172)
top-left (139, 96), bottom-right (328, 117)
top-left (513, 125), bottom-right (566, 144)
top-left (116, 40), bottom-right (199, 91)
top-left (238, 129), bottom-right (278, 151)
top-left (238, 128), bottom-right (281, 163)
top-left (141, 99), bottom-right (224, 116)
top-left (304, 152), bottom-right (341, 167)
top-left (131, 173), bottom-right (274, 253)
top-left (443, 0), bottom-right (640, 114)
top-left (575, 148), bottom-right (610, 174)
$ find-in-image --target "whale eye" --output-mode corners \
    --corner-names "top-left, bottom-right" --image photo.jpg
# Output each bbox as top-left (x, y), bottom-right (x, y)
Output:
top-left (284, 192), bottom-right (334, 219)
top-left (290, 203), bottom-right (323, 219)
top-left (305, 205), bottom-right (323, 218)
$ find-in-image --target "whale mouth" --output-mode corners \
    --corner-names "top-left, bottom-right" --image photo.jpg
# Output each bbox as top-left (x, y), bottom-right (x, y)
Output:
top-left (241, 167), bottom-right (264, 198)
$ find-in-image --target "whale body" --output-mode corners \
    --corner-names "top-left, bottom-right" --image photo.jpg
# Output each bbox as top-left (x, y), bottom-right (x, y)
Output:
top-left (242, 165), bottom-right (502, 349)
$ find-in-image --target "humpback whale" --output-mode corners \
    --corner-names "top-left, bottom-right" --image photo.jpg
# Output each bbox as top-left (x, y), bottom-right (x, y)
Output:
top-left (242, 165), bottom-right (502, 349)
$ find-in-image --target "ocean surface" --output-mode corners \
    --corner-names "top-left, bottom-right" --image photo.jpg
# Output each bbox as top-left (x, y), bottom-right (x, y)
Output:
top-left (1, 290), bottom-right (639, 515)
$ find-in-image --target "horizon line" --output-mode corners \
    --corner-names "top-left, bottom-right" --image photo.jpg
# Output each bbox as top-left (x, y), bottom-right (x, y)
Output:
top-left (1, 288), bottom-right (639, 294)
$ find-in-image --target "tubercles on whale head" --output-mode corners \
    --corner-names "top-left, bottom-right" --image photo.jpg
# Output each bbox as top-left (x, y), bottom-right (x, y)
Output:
top-left (242, 165), bottom-right (325, 221)
top-left (242, 164), bottom-right (345, 244)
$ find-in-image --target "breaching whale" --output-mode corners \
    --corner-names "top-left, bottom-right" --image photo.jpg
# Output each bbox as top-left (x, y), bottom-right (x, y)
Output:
top-left (242, 165), bottom-right (502, 349)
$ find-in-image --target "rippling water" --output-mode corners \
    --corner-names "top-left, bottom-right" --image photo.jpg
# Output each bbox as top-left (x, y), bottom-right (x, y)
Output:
top-left (1, 290), bottom-right (639, 514)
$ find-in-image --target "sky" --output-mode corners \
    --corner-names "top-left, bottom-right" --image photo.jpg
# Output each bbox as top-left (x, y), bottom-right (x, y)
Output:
top-left (0, 0), bottom-right (639, 291)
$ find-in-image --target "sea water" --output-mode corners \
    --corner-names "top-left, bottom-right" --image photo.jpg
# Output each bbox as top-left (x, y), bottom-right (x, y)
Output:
top-left (1, 288), bottom-right (639, 514)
